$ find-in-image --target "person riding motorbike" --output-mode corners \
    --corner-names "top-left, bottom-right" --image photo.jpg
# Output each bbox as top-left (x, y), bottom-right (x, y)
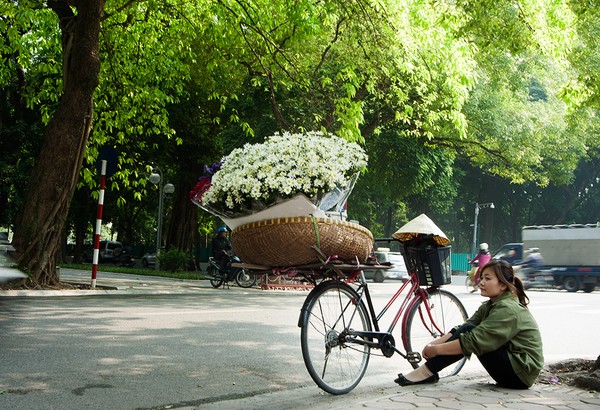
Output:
top-left (207, 227), bottom-right (256, 289)
top-left (468, 242), bottom-right (492, 290)
top-left (517, 248), bottom-right (544, 285)
top-left (211, 226), bottom-right (232, 271)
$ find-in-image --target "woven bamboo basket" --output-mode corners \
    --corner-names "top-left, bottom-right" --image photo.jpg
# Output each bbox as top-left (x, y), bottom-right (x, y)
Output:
top-left (231, 216), bottom-right (374, 267)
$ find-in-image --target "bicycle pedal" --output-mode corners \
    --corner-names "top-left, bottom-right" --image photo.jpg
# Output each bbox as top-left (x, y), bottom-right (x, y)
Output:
top-left (407, 351), bottom-right (422, 363)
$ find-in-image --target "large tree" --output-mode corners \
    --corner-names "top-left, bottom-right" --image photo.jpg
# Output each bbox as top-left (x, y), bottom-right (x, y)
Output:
top-left (12, 0), bottom-right (104, 286)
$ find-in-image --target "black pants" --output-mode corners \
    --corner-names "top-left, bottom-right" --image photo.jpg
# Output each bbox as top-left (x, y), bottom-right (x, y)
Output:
top-left (213, 253), bottom-right (229, 271)
top-left (424, 323), bottom-right (529, 389)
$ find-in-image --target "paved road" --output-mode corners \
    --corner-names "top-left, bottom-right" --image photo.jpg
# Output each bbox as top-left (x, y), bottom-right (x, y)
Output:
top-left (1, 267), bottom-right (599, 409)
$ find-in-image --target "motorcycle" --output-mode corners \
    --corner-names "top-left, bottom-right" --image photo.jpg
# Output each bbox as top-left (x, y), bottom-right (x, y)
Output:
top-left (113, 246), bottom-right (135, 268)
top-left (513, 262), bottom-right (542, 290)
top-left (514, 249), bottom-right (545, 290)
top-left (207, 254), bottom-right (257, 288)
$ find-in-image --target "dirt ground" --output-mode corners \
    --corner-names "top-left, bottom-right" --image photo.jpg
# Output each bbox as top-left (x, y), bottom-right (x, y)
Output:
top-left (538, 358), bottom-right (600, 391)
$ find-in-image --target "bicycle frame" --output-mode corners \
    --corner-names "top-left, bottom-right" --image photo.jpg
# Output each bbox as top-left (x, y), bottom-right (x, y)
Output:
top-left (297, 247), bottom-right (468, 394)
top-left (339, 269), bottom-right (444, 362)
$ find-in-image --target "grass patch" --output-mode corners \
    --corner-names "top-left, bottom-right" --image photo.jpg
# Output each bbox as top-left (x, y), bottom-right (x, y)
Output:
top-left (60, 263), bottom-right (208, 281)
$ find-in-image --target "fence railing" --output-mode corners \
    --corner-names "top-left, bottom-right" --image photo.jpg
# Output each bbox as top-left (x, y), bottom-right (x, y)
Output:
top-left (451, 252), bottom-right (473, 274)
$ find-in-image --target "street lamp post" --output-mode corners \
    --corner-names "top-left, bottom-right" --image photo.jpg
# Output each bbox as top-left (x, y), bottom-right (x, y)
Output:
top-left (472, 202), bottom-right (495, 255)
top-left (149, 168), bottom-right (175, 271)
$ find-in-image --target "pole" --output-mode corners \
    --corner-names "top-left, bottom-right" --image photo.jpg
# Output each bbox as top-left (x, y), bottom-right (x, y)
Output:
top-left (155, 171), bottom-right (163, 271)
top-left (471, 203), bottom-right (479, 256)
top-left (91, 160), bottom-right (107, 289)
top-left (472, 202), bottom-right (495, 255)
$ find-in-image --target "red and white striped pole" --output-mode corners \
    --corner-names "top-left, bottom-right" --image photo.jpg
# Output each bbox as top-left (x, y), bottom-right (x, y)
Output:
top-left (91, 160), bottom-right (107, 289)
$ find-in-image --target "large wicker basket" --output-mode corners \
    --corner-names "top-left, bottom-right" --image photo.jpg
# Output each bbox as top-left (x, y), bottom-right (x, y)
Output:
top-left (231, 217), bottom-right (374, 267)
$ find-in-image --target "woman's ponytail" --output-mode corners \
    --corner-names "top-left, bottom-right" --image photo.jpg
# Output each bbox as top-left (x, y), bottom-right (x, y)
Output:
top-left (512, 275), bottom-right (530, 306)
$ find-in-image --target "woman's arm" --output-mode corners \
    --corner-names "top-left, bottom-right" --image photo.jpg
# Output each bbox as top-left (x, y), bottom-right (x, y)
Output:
top-left (428, 332), bottom-right (453, 346)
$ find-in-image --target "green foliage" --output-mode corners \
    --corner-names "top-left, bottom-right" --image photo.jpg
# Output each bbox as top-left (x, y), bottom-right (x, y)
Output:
top-left (560, 0), bottom-right (600, 109)
top-left (0, 3), bottom-right (63, 124)
top-left (460, 54), bottom-right (586, 185)
top-left (0, 2), bottom-right (50, 228)
top-left (158, 248), bottom-right (192, 272)
top-left (4, 0), bottom-right (600, 270)
top-left (351, 130), bottom-right (458, 236)
top-left (62, 263), bottom-right (204, 280)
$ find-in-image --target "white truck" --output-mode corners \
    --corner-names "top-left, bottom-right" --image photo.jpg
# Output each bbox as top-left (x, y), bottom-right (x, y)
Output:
top-left (494, 224), bottom-right (600, 293)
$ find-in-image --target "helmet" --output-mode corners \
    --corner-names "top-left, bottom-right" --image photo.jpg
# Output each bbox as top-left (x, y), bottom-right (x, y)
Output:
top-left (479, 242), bottom-right (489, 251)
top-left (217, 226), bottom-right (227, 233)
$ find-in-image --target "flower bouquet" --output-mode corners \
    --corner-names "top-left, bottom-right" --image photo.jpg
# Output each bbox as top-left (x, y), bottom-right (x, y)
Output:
top-left (190, 131), bottom-right (373, 266)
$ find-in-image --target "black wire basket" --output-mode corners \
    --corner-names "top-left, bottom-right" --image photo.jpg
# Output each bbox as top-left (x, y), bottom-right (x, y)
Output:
top-left (403, 244), bottom-right (452, 286)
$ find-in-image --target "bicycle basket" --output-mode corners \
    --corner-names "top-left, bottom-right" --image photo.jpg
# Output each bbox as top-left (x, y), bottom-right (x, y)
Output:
top-left (404, 245), bottom-right (452, 286)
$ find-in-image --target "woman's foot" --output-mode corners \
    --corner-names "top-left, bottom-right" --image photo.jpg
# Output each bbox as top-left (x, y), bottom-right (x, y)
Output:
top-left (394, 365), bottom-right (439, 386)
top-left (394, 373), bottom-right (439, 386)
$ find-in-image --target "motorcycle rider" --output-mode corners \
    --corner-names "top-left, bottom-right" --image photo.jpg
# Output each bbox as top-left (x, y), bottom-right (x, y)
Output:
top-left (211, 226), bottom-right (232, 271)
top-left (469, 242), bottom-right (492, 290)
top-left (519, 248), bottom-right (544, 283)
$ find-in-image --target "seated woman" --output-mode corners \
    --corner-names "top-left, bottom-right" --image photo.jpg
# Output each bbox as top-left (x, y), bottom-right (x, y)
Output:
top-left (395, 259), bottom-right (544, 389)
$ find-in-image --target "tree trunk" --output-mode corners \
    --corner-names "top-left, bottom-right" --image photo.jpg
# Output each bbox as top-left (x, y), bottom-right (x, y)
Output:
top-left (12, 0), bottom-right (104, 286)
top-left (384, 205), bottom-right (394, 237)
top-left (165, 176), bottom-right (199, 252)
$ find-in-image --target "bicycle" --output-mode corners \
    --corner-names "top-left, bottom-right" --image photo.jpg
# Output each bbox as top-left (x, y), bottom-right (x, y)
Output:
top-left (296, 242), bottom-right (468, 395)
top-left (465, 263), bottom-right (479, 293)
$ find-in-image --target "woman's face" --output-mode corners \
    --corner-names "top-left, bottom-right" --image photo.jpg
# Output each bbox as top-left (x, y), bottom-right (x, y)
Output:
top-left (479, 267), bottom-right (507, 300)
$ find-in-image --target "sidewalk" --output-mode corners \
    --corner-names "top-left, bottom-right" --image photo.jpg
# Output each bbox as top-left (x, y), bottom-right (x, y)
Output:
top-left (1, 246), bottom-right (599, 408)
top-left (343, 378), bottom-right (600, 410)
top-left (196, 375), bottom-right (600, 410)
top-left (0, 244), bottom-right (213, 297)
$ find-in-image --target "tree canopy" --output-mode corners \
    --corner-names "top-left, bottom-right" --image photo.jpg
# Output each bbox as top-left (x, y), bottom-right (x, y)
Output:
top-left (1, 0), bottom-right (599, 285)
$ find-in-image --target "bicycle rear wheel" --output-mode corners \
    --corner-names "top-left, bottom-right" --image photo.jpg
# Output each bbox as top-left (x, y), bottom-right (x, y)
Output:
top-left (235, 268), bottom-right (257, 288)
top-left (403, 289), bottom-right (468, 377)
top-left (299, 281), bottom-right (371, 395)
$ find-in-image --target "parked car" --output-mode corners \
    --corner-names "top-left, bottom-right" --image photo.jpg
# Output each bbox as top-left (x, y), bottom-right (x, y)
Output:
top-left (141, 250), bottom-right (157, 267)
top-left (366, 248), bottom-right (409, 282)
top-left (385, 252), bottom-right (409, 281)
top-left (82, 240), bottom-right (124, 263)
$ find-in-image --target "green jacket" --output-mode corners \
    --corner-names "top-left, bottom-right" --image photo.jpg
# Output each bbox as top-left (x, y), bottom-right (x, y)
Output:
top-left (458, 291), bottom-right (544, 387)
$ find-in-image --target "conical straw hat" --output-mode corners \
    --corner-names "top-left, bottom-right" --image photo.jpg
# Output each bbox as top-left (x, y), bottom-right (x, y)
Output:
top-left (392, 214), bottom-right (450, 246)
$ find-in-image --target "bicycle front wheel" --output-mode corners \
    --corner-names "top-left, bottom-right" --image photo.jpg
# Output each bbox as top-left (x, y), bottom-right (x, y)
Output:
top-left (403, 289), bottom-right (468, 377)
top-left (465, 276), bottom-right (477, 292)
top-left (300, 281), bottom-right (372, 395)
top-left (207, 266), bottom-right (223, 288)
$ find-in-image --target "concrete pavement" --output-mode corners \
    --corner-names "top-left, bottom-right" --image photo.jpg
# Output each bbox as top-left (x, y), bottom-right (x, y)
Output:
top-left (0, 244), bottom-right (213, 296)
top-left (1, 246), bottom-right (599, 409)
